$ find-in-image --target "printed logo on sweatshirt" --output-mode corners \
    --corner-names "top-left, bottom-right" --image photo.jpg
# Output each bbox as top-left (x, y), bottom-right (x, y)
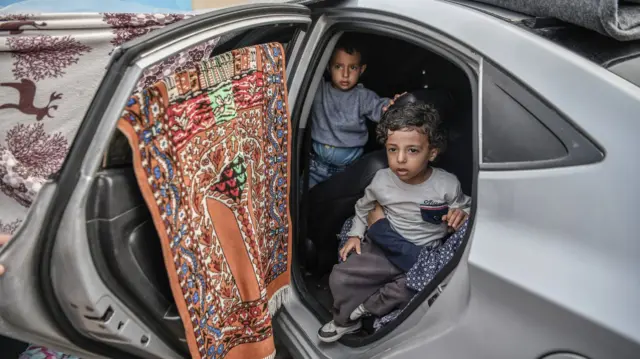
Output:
top-left (419, 200), bottom-right (449, 225)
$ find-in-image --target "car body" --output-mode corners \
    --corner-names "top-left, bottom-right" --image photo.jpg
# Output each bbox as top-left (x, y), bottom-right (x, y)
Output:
top-left (0, 0), bottom-right (638, 358)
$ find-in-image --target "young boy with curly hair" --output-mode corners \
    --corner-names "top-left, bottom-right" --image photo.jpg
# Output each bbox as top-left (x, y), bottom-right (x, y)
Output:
top-left (318, 102), bottom-right (471, 342)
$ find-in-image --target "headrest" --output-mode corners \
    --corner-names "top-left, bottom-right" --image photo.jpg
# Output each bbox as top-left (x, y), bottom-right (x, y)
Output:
top-left (387, 88), bottom-right (454, 119)
top-left (389, 92), bottom-right (420, 109)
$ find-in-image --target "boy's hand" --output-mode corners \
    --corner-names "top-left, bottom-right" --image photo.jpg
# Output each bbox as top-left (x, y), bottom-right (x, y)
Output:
top-left (366, 202), bottom-right (385, 226)
top-left (340, 236), bottom-right (361, 262)
top-left (442, 208), bottom-right (468, 232)
top-left (382, 92), bottom-right (408, 113)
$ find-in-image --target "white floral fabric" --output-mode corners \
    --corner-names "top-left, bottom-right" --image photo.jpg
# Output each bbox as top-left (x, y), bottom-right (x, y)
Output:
top-left (0, 12), bottom-right (219, 235)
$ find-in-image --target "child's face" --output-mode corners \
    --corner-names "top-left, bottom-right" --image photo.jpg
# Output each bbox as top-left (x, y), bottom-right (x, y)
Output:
top-left (385, 128), bottom-right (438, 185)
top-left (328, 48), bottom-right (366, 91)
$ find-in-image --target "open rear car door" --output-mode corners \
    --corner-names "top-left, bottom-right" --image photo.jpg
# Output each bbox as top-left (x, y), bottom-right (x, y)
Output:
top-left (0, 4), bottom-right (311, 358)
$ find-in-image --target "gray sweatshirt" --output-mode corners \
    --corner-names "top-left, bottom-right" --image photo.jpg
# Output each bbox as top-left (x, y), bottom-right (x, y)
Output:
top-left (310, 78), bottom-right (390, 148)
top-left (348, 167), bottom-right (472, 246)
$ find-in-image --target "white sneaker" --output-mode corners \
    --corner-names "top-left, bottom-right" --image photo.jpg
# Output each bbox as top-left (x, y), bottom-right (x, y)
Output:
top-left (349, 304), bottom-right (369, 321)
top-left (317, 320), bottom-right (362, 343)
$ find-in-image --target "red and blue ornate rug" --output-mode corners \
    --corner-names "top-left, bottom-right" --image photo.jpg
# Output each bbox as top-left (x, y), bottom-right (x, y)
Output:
top-left (117, 43), bottom-right (292, 359)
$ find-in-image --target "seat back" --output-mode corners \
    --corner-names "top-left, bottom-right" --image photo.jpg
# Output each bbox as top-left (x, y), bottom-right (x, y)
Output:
top-left (413, 89), bottom-right (473, 195)
top-left (305, 150), bottom-right (388, 274)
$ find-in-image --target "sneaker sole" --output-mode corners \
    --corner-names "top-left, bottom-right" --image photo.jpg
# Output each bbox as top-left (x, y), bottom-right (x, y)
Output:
top-left (317, 322), bottom-right (362, 343)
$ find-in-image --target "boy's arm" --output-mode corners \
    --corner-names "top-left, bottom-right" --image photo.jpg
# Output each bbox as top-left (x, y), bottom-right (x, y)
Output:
top-left (347, 176), bottom-right (380, 239)
top-left (359, 88), bottom-right (391, 123)
top-left (441, 178), bottom-right (472, 230)
top-left (446, 179), bottom-right (472, 214)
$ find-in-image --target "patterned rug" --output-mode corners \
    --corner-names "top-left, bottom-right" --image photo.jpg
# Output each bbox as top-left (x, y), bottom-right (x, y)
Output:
top-left (117, 43), bottom-right (292, 359)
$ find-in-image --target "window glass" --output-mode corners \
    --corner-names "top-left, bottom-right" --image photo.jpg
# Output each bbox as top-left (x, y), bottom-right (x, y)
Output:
top-left (211, 24), bottom-right (300, 58)
top-left (482, 72), bottom-right (568, 163)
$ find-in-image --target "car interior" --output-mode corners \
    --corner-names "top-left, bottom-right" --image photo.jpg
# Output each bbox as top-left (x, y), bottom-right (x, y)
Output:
top-left (89, 29), bottom-right (474, 354)
top-left (296, 31), bottom-right (474, 339)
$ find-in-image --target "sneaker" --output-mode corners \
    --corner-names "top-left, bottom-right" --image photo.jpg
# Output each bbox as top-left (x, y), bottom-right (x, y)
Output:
top-left (317, 320), bottom-right (362, 343)
top-left (349, 304), bottom-right (369, 321)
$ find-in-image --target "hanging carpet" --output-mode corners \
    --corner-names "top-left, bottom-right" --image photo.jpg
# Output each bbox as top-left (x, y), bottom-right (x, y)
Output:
top-left (117, 42), bottom-right (292, 359)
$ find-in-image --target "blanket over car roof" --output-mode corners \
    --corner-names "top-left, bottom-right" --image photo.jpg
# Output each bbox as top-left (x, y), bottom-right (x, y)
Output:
top-left (296, 0), bottom-right (640, 41)
top-left (473, 0), bottom-right (640, 41)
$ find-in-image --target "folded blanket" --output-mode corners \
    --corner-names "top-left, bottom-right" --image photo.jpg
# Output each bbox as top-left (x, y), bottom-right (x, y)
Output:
top-left (475, 0), bottom-right (640, 41)
top-left (118, 43), bottom-right (293, 359)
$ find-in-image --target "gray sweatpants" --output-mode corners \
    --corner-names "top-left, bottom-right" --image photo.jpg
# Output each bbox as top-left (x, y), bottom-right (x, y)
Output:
top-left (329, 238), bottom-right (415, 326)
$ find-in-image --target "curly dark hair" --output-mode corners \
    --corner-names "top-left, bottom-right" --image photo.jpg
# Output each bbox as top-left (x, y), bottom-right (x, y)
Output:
top-left (376, 102), bottom-right (447, 155)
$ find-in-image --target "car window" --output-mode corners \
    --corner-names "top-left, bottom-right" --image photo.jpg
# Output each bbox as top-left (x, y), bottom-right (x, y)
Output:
top-left (211, 24), bottom-right (301, 60)
top-left (482, 75), bottom-right (568, 163)
top-left (481, 62), bottom-right (603, 168)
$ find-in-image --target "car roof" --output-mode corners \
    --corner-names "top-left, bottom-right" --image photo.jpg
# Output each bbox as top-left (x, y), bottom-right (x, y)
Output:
top-left (305, 0), bottom-right (640, 87)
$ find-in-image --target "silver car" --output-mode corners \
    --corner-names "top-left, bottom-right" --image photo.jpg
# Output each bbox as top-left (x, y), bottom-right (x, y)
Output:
top-left (1, 0), bottom-right (639, 358)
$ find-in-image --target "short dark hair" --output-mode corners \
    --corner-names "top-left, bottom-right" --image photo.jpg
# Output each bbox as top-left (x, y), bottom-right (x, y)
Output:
top-left (376, 103), bottom-right (447, 155)
top-left (333, 34), bottom-right (366, 64)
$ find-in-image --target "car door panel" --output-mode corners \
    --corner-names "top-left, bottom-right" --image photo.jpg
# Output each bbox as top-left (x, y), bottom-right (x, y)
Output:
top-left (86, 166), bottom-right (186, 347)
top-left (0, 4), bottom-right (311, 358)
top-left (0, 182), bottom-right (97, 359)
top-left (50, 14), bottom-right (311, 359)
top-left (50, 68), bottom-right (179, 359)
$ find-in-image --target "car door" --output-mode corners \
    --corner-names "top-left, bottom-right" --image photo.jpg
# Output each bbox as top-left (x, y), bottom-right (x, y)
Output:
top-left (0, 3), bottom-right (311, 358)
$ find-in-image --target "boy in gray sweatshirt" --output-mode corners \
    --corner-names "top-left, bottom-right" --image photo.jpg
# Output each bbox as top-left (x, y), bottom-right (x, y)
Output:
top-left (318, 103), bottom-right (471, 342)
top-left (309, 35), bottom-right (401, 187)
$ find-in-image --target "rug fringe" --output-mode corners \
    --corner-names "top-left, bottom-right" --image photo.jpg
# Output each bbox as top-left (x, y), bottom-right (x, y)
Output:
top-left (264, 350), bottom-right (276, 359)
top-left (268, 285), bottom-right (292, 316)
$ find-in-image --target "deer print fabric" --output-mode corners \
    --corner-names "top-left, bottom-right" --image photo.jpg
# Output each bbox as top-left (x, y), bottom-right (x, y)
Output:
top-left (0, 13), bottom-right (216, 236)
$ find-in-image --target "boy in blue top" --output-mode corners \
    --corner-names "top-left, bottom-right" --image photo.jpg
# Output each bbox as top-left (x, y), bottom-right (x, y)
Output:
top-left (309, 35), bottom-right (402, 187)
